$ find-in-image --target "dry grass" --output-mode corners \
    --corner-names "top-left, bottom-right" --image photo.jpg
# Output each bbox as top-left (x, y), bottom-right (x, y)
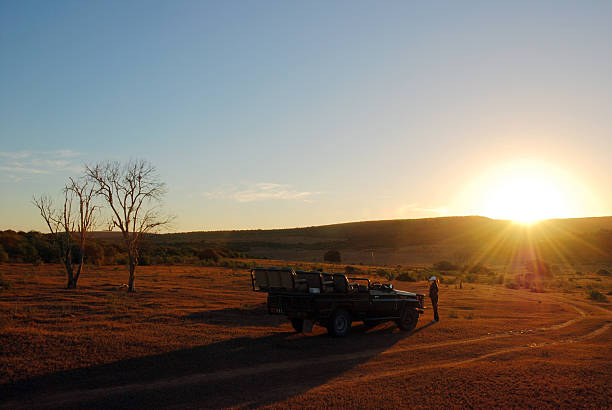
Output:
top-left (0, 262), bottom-right (610, 409)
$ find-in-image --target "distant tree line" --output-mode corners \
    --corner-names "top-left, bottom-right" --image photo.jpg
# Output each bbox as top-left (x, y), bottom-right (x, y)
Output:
top-left (0, 229), bottom-right (246, 267)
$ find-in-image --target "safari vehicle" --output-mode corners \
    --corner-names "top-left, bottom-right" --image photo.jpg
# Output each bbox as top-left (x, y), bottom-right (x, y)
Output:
top-left (251, 267), bottom-right (425, 337)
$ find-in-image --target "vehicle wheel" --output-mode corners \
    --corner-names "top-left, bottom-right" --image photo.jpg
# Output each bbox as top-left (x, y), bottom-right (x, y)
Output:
top-left (290, 318), bottom-right (304, 333)
top-left (327, 309), bottom-right (351, 337)
top-left (397, 307), bottom-right (418, 331)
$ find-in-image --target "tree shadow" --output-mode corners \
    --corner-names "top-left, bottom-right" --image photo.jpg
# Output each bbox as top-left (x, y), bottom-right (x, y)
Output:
top-left (1, 320), bottom-right (435, 409)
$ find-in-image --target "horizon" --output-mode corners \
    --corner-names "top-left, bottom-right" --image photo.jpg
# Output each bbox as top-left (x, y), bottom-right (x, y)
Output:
top-left (2, 1), bottom-right (612, 232)
top-left (4, 213), bottom-right (612, 235)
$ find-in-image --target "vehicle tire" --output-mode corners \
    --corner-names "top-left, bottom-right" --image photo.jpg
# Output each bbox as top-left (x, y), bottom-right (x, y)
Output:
top-left (290, 318), bottom-right (304, 333)
top-left (327, 309), bottom-right (351, 337)
top-left (397, 306), bottom-right (418, 331)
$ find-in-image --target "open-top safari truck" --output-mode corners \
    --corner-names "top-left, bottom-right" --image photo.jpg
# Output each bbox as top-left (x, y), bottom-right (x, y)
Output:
top-left (251, 267), bottom-right (425, 337)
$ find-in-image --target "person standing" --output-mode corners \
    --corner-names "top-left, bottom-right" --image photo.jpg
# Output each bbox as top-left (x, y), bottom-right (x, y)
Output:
top-left (429, 276), bottom-right (439, 322)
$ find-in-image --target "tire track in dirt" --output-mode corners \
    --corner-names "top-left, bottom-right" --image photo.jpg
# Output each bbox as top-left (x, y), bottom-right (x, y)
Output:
top-left (244, 321), bottom-right (612, 409)
top-left (3, 296), bottom-right (609, 410)
top-left (316, 321), bottom-right (612, 388)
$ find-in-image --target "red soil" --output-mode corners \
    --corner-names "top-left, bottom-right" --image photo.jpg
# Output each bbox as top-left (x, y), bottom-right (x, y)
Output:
top-left (0, 263), bottom-right (610, 409)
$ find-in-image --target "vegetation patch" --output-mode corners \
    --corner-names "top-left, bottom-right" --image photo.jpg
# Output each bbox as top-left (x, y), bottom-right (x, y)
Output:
top-left (587, 289), bottom-right (608, 302)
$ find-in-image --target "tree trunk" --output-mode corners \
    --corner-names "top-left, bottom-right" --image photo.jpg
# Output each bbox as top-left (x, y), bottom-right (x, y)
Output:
top-left (65, 254), bottom-right (75, 289)
top-left (128, 252), bottom-right (136, 292)
top-left (74, 252), bottom-right (84, 288)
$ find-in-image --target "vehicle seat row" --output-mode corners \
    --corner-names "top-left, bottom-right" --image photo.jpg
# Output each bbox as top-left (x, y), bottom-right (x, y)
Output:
top-left (253, 268), bottom-right (358, 294)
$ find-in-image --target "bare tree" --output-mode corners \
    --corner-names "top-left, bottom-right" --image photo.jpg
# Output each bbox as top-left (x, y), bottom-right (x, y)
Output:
top-left (33, 178), bottom-right (97, 289)
top-left (86, 160), bottom-right (171, 292)
top-left (33, 192), bottom-right (74, 287)
top-left (67, 177), bottom-right (98, 282)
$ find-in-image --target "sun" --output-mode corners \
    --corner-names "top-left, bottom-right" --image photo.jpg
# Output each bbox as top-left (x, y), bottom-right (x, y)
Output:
top-left (483, 176), bottom-right (567, 224)
top-left (476, 160), bottom-right (577, 224)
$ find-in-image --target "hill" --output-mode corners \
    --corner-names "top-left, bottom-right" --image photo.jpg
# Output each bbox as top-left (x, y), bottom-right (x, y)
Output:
top-left (127, 216), bottom-right (612, 265)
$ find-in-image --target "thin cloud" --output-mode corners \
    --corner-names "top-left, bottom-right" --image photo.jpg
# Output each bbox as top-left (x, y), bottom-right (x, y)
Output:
top-left (204, 182), bottom-right (318, 203)
top-left (397, 203), bottom-right (450, 218)
top-left (0, 166), bottom-right (48, 174)
top-left (0, 149), bottom-right (84, 179)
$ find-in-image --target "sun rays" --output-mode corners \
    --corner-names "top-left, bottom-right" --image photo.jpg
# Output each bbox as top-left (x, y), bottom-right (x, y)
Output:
top-left (440, 218), bottom-right (609, 273)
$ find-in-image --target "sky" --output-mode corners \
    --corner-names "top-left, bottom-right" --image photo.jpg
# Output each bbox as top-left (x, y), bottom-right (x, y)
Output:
top-left (1, 1), bottom-right (611, 232)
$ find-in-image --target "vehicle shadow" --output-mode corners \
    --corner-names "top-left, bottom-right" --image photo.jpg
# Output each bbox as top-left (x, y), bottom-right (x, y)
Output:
top-left (180, 304), bottom-right (285, 327)
top-left (1, 320), bottom-right (434, 409)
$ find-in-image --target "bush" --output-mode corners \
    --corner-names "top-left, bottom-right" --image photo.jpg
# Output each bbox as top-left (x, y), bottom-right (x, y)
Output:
top-left (464, 273), bottom-right (477, 283)
top-left (345, 266), bottom-right (362, 275)
top-left (323, 250), bottom-right (341, 263)
top-left (587, 289), bottom-right (607, 302)
top-left (0, 274), bottom-right (11, 291)
top-left (396, 272), bottom-right (416, 282)
top-left (468, 264), bottom-right (484, 273)
top-left (434, 261), bottom-right (458, 271)
top-left (505, 280), bottom-right (519, 290)
top-left (525, 259), bottom-right (551, 277)
top-left (597, 269), bottom-right (610, 276)
top-left (198, 249), bottom-right (220, 262)
top-left (384, 270), bottom-right (396, 281)
top-left (376, 268), bottom-right (388, 277)
top-left (530, 281), bottom-right (545, 293)
top-left (0, 245), bottom-right (8, 263)
top-left (138, 254), bottom-right (152, 266)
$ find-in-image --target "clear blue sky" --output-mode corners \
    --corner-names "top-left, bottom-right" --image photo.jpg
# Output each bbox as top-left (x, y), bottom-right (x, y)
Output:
top-left (1, 1), bottom-right (611, 232)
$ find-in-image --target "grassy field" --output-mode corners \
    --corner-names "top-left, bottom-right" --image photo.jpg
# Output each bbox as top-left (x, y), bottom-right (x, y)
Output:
top-left (0, 262), bottom-right (611, 409)
top-left (94, 215), bottom-right (612, 265)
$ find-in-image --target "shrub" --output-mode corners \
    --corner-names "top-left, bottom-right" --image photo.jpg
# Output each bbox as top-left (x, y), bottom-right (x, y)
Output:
top-left (138, 254), bottom-right (152, 266)
top-left (505, 280), bottom-right (519, 290)
top-left (396, 272), bottom-right (416, 282)
top-left (587, 289), bottom-right (607, 302)
top-left (597, 269), bottom-right (610, 276)
top-left (0, 245), bottom-right (8, 263)
top-left (464, 273), bottom-right (477, 283)
top-left (384, 270), bottom-right (396, 281)
top-left (198, 249), bottom-right (220, 262)
top-left (0, 274), bottom-right (11, 291)
top-left (523, 272), bottom-right (536, 289)
top-left (323, 250), bottom-right (341, 263)
top-left (376, 268), bottom-right (388, 277)
top-left (530, 281), bottom-right (545, 293)
top-left (434, 261), bottom-right (458, 271)
top-left (345, 266), bottom-right (362, 275)
top-left (483, 273), bottom-right (504, 286)
top-left (468, 264), bottom-right (484, 273)
top-left (525, 259), bottom-right (551, 277)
